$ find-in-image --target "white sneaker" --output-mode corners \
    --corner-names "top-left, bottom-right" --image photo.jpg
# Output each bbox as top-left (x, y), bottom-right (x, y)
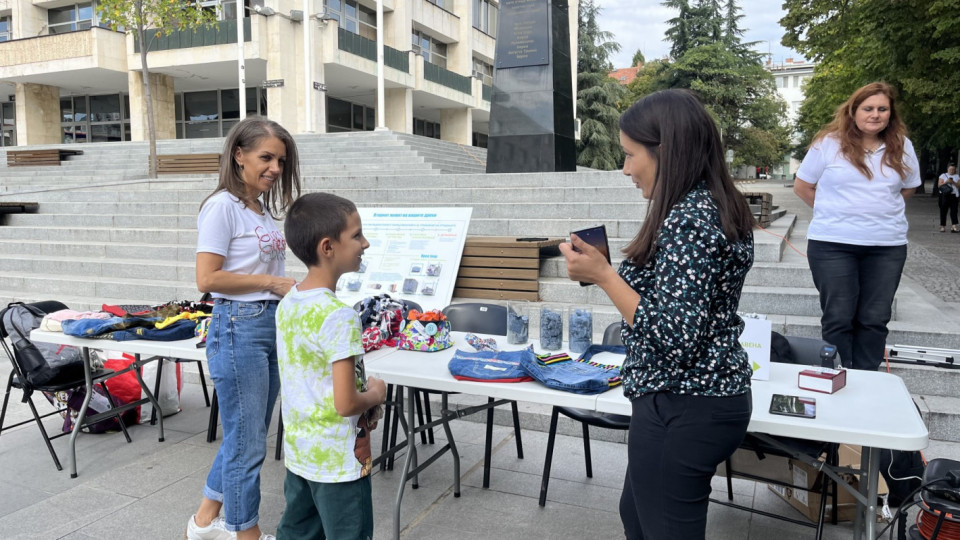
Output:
top-left (186, 515), bottom-right (236, 540)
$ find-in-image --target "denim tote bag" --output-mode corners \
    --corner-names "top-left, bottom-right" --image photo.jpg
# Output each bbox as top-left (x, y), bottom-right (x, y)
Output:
top-left (520, 344), bottom-right (625, 395)
top-left (448, 346), bottom-right (536, 383)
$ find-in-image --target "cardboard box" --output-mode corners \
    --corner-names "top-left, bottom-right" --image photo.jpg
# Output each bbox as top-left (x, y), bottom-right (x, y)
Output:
top-left (798, 367), bottom-right (847, 394)
top-left (767, 444), bottom-right (888, 523)
top-left (716, 448), bottom-right (793, 485)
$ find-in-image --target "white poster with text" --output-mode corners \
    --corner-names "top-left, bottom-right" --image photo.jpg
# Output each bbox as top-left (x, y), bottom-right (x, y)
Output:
top-left (334, 207), bottom-right (473, 311)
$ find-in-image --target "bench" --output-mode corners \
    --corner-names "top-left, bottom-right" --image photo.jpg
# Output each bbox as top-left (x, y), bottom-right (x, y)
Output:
top-left (6, 149), bottom-right (83, 167)
top-left (454, 236), bottom-right (563, 301)
top-left (157, 154), bottom-right (221, 175)
top-left (0, 202), bottom-right (39, 214)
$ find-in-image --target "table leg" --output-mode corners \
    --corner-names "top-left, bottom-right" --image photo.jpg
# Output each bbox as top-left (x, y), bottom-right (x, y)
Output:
top-left (133, 354), bottom-right (165, 442)
top-left (439, 392), bottom-right (461, 497)
top-left (865, 447), bottom-right (880, 539)
top-left (393, 386), bottom-right (418, 540)
top-left (67, 346), bottom-right (95, 478)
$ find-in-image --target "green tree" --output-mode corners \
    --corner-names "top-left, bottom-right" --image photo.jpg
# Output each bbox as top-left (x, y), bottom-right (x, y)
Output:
top-left (577, 0), bottom-right (627, 170)
top-left (97, 0), bottom-right (215, 177)
top-left (631, 49), bottom-right (646, 67)
top-left (781, 0), bottom-right (960, 172)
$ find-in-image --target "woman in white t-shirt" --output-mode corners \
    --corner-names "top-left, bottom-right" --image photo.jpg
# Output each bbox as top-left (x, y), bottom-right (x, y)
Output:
top-left (186, 117), bottom-right (301, 540)
top-left (793, 82), bottom-right (920, 372)
top-left (937, 164), bottom-right (959, 232)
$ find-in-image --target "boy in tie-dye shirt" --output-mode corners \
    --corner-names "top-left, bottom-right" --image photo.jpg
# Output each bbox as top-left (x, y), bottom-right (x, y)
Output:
top-left (275, 193), bottom-right (386, 540)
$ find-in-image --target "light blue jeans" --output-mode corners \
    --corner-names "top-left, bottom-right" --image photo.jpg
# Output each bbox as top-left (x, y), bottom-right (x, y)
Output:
top-left (203, 298), bottom-right (280, 532)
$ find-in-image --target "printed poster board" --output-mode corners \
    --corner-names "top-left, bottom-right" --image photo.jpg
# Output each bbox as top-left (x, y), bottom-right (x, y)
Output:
top-left (740, 317), bottom-right (772, 381)
top-left (334, 207), bottom-right (473, 311)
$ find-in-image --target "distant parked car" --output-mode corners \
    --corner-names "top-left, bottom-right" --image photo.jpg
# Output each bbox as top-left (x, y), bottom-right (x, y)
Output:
top-left (759, 173), bottom-right (771, 179)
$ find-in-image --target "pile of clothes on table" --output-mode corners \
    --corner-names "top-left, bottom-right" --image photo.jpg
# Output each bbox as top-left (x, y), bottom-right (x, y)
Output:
top-left (52, 302), bottom-right (211, 342)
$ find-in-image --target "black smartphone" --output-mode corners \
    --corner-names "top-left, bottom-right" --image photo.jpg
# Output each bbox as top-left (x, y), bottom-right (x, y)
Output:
top-left (571, 225), bottom-right (612, 287)
top-left (769, 394), bottom-right (817, 419)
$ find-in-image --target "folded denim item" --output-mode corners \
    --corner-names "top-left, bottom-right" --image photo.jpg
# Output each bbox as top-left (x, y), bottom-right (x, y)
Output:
top-left (448, 346), bottom-right (535, 383)
top-left (62, 316), bottom-right (161, 337)
top-left (520, 344), bottom-right (624, 395)
top-left (91, 319), bottom-right (198, 342)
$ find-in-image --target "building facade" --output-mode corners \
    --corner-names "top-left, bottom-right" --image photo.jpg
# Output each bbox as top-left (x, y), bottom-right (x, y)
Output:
top-left (766, 57), bottom-right (815, 180)
top-left (0, 0), bottom-right (579, 148)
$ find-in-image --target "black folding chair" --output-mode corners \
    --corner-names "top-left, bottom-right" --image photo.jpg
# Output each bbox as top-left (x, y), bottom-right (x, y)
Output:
top-left (0, 301), bottom-right (132, 472)
top-left (539, 321), bottom-right (631, 505)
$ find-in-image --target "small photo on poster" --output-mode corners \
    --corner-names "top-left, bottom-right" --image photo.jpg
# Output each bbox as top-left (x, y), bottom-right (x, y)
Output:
top-left (402, 278), bottom-right (419, 294)
top-left (425, 263), bottom-right (442, 277)
top-left (346, 276), bottom-right (363, 292)
top-left (421, 280), bottom-right (438, 296)
top-left (358, 259), bottom-right (368, 274)
top-left (409, 262), bottom-right (423, 275)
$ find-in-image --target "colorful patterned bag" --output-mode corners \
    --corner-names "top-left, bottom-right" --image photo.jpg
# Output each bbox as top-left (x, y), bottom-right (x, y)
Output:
top-left (355, 294), bottom-right (415, 352)
top-left (397, 309), bottom-right (453, 352)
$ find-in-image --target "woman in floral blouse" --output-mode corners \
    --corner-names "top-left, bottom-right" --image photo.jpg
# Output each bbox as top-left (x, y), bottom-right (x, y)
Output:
top-left (560, 89), bottom-right (755, 540)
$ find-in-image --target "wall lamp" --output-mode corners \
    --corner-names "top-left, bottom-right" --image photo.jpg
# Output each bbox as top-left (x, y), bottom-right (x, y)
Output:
top-left (253, 5), bottom-right (304, 22)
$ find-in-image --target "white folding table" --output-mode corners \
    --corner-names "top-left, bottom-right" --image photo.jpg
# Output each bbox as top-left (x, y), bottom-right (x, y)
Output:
top-left (367, 334), bottom-right (928, 540)
top-left (30, 330), bottom-right (206, 477)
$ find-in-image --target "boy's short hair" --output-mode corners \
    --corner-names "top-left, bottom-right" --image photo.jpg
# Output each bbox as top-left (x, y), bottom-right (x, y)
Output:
top-left (285, 192), bottom-right (358, 267)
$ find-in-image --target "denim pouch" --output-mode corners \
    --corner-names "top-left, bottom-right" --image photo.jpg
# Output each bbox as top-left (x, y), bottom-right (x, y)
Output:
top-left (448, 346), bottom-right (536, 383)
top-left (520, 344), bottom-right (625, 394)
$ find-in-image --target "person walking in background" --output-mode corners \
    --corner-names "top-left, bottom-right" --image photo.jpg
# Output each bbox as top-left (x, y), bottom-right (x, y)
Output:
top-left (187, 117), bottom-right (301, 540)
top-left (793, 82), bottom-right (921, 371)
top-left (560, 89), bottom-right (755, 540)
top-left (938, 164), bottom-right (959, 232)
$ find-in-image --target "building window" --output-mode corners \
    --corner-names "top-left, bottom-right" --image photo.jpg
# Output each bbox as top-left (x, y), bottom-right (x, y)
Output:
top-left (414, 117), bottom-right (441, 140)
top-left (324, 0), bottom-right (376, 40)
top-left (792, 75), bottom-right (799, 88)
top-left (426, 0), bottom-right (446, 8)
top-left (175, 87), bottom-right (264, 138)
top-left (326, 96), bottom-right (375, 133)
top-left (473, 58), bottom-right (493, 86)
top-left (412, 29), bottom-right (448, 69)
top-left (60, 94), bottom-right (129, 143)
top-left (0, 16), bottom-right (11, 42)
top-left (472, 131), bottom-right (488, 148)
top-left (1, 102), bottom-right (15, 147)
top-left (199, 0), bottom-right (239, 21)
top-left (48, 3), bottom-right (98, 34)
top-left (473, 0), bottom-right (498, 37)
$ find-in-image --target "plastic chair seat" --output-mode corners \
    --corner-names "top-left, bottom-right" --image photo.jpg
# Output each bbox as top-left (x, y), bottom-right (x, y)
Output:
top-left (555, 407), bottom-right (630, 430)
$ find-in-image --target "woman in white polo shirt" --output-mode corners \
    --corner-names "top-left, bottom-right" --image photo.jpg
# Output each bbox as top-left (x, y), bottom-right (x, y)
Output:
top-left (794, 82), bottom-right (921, 371)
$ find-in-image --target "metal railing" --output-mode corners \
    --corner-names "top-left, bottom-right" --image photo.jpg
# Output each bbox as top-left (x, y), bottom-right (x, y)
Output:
top-left (337, 28), bottom-right (409, 73)
top-left (423, 61), bottom-right (473, 95)
top-left (136, 18), bottom-right (251, 53)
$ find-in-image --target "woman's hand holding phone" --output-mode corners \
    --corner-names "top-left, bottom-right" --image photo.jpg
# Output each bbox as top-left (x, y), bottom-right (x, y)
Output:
top-left (560, 234), bottom-right (617, 287)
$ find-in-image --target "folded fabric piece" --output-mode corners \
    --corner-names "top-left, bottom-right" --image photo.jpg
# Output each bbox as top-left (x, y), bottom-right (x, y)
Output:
top-left (156, 311), bottom-right (209, 329)
top-left (464, 333), bottom-right (499, 352)
top-left (62, 316), bottom-right (162, 338)
top-left (39, 309), bottom-right (112, 332)
top-left (520, 344), bottom-right (625, 395)
top-left (98, 319), bottom-right (198, 342)
top-left (448, 346), bottom-right (535, 383)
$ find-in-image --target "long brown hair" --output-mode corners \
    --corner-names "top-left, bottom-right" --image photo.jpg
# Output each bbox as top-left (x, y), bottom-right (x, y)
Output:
top-left (200, 116), bottom-right (301, 218)
top-left (812, 82), bottom-right (910, 179)
top-left (620, 90), bottom-right (754, 266)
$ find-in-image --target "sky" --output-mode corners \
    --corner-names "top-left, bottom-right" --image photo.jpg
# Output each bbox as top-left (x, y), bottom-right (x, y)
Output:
top-left (594, 0), bottom-right (807, 69)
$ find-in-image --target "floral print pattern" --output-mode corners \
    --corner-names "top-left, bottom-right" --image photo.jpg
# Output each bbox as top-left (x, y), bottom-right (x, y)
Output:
top-left (619, 187), bottom-right (754, 399)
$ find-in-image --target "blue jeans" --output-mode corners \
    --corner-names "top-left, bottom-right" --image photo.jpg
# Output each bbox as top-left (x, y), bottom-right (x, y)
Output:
top-left (203, 298), bottom-right (280, 532)
top-left (521, 345), bottom-right (624, 394)
top-left (807, 240), bottom-right (907, 371)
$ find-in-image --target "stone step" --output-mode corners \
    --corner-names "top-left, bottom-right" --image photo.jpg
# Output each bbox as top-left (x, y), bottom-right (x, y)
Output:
top-left (0, 272), bottom-right (197, 302)
top-left (916, 394), bottom-right (960, 443)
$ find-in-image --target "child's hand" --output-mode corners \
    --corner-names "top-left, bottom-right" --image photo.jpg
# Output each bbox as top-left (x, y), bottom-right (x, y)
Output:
top-left (367, 376), bottom-right (387, 404)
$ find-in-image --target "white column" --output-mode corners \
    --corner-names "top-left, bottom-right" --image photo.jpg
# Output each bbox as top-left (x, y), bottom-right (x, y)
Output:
top-left (237, 0), bottom-right (246, 120)
top-left (375, 0), bottom-right (386, 130)
top-left (303, 0), bottom-right (313, 132)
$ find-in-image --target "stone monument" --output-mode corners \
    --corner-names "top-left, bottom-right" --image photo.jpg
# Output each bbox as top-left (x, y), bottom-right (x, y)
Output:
top-left (485, 0), bottom-right (576, 173)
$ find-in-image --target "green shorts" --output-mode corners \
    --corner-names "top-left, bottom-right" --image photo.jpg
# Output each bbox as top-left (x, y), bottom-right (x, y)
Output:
top-left (276, 469), bottom-right (373, 540)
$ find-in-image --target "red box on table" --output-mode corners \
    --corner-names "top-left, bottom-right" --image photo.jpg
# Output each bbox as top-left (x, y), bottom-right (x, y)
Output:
top-left (797, 367), bottom-right (847, 394)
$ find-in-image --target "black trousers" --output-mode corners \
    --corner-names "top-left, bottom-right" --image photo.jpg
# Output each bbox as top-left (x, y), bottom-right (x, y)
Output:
top-left (807, 239), bottom-right (906, 371)
top-left (939, 193), bottom-right (959, 226)
top-left (619, 391), bottom-right (751, 540)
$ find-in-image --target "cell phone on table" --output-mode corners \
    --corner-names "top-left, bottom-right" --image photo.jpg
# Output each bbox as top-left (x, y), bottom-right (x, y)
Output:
top-left (571, 225), bottom-right (612, 287)
top-left (769, 394), bottom-right (816, 419)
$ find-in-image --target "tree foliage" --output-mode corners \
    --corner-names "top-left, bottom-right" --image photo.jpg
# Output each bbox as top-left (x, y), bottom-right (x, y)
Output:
top-left (781, 0), bottom-right (960, 172)
top-left (631, 49), bottom-right (646, 67)
top-left (97, 0), bottom-right (215, 177)
top-left (577, 0), bottom-right (627, 170)
top-left (625, 0), bottom-right (790, 170)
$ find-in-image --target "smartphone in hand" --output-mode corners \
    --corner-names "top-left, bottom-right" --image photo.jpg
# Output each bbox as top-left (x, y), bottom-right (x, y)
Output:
top-left (571, 225), bottom-right (612, 287)
top-left (769, 394), bottom-right (816, 419)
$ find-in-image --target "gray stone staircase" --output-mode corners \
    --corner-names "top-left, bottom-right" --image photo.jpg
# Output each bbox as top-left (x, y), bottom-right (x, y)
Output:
top-left (0, 134), bottom-right (958, 444)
